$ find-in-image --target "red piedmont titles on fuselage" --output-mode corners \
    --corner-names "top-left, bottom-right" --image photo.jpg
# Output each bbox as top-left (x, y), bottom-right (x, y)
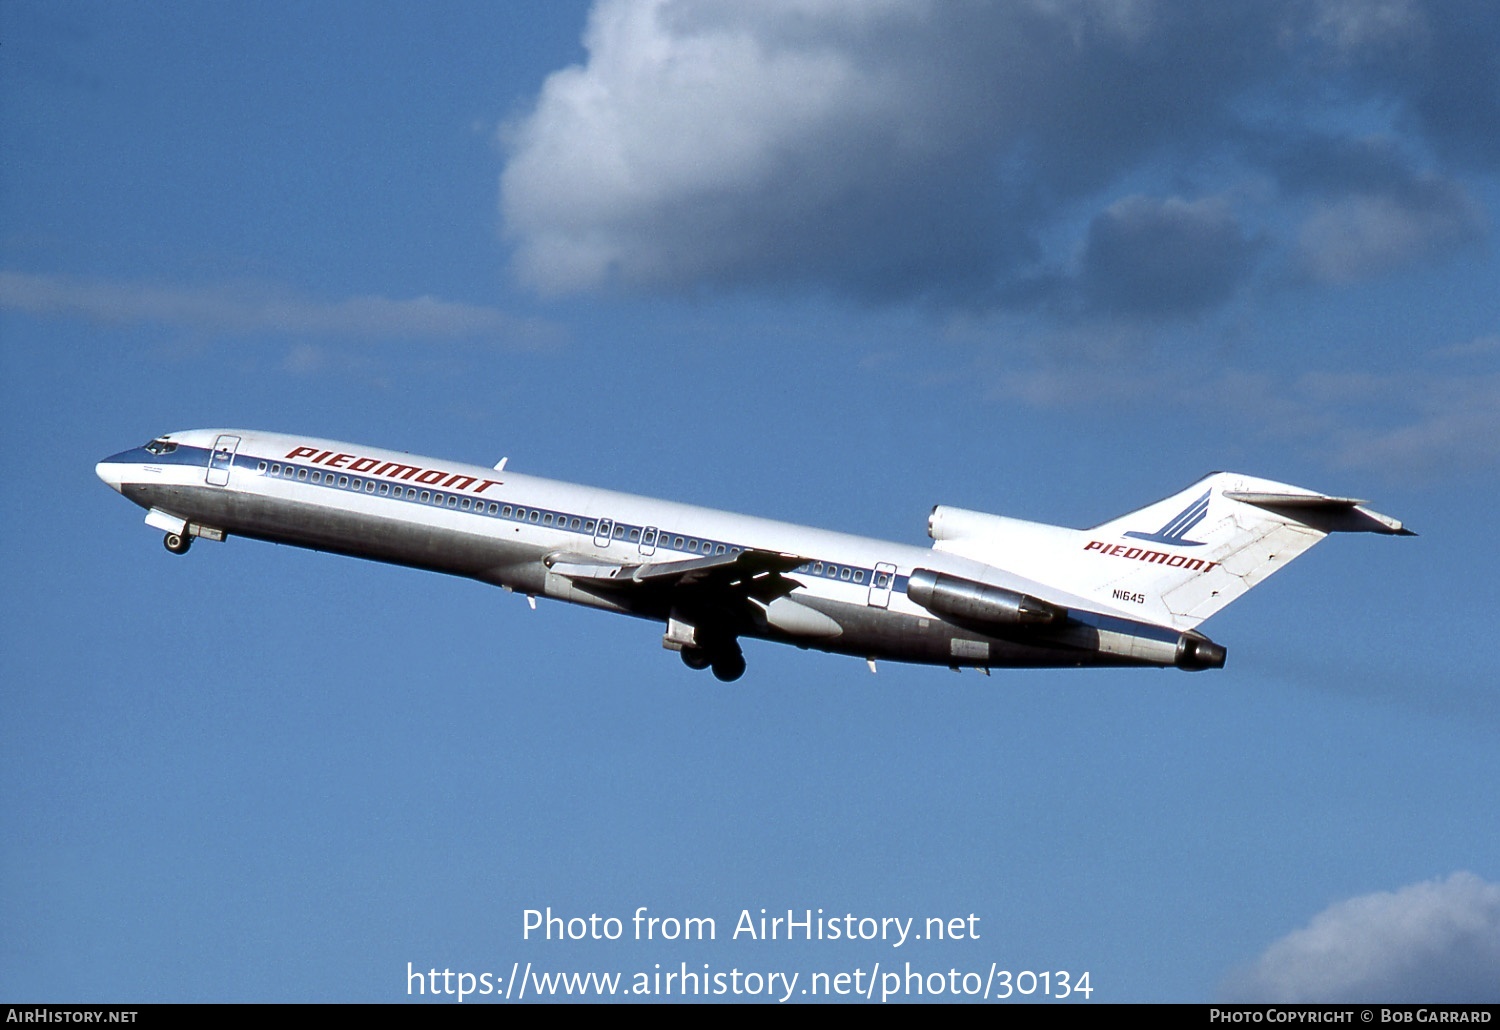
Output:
top-left (283, 446), bottom-right (504, 496)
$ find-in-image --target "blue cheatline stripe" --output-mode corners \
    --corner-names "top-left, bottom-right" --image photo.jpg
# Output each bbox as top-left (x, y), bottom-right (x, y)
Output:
top-left (235, 451), bottom-right (895, 589)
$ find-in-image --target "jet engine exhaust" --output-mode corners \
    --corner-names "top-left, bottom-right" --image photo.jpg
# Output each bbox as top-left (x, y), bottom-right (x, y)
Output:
top-left (1175, 633), bottom-right (1227, 671)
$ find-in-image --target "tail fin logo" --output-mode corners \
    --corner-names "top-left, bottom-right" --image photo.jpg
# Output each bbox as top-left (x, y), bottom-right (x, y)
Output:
top-left (1123, 489), bottom-right (1211, 547)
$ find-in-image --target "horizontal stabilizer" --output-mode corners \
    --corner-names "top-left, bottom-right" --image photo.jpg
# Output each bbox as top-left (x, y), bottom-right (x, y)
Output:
top-left (1222, 492), bottom-right (1414, 535)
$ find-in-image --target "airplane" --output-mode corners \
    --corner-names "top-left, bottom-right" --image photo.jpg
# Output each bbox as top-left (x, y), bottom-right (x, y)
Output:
top-left (95, 429), bottom-right (1413, 681)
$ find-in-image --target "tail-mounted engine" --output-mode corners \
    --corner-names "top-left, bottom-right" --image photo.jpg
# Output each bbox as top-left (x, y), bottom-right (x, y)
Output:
top-left (906, 568), bottom-right (1066, 628)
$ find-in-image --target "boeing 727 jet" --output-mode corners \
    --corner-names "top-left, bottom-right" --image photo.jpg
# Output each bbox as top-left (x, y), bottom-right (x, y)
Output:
top-left (96, 430), bottom-right (1412, 681)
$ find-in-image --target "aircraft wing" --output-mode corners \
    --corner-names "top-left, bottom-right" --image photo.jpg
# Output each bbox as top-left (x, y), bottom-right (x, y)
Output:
top-left (544, 548), bottom-right (808, 589)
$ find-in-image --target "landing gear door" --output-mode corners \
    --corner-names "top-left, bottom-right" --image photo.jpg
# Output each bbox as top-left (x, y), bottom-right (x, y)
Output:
top-left (206, 434), bottom-right (241, 487)
top-left (868, 562), bottom-right (896, 609)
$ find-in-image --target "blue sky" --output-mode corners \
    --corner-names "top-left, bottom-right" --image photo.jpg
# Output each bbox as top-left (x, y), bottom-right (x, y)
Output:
top-left (3, 0), bottom-right (1497, 1004)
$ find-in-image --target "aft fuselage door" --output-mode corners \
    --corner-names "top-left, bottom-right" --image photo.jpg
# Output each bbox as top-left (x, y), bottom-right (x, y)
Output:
top-left (868, 562), bottom-right (897, 609)
top-left (206, 434), bottom-right (241, 487)
top-left (594, 518), bottom-right (614, 549)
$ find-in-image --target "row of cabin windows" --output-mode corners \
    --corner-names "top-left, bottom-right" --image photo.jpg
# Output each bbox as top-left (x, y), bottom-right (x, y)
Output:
top-left (255, 459), bottom-right (874, 583)
top-left (794, 560), bottom-right (866, 584)
top-left (260, 460), bottom-right (507, 511)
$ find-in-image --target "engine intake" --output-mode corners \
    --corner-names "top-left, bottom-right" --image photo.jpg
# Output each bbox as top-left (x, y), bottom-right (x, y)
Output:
top-left (906, 569), bottom-right (1065, 628)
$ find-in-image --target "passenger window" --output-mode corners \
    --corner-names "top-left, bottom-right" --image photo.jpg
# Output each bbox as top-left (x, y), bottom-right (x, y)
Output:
top-left (673, 536), bottom-right (684, 548)
top-left (715, 544), bottom-right (726, 555)
top-left (311, 471), bottom-right (321, 483)
top-left (814, 562), bottom-right (824, 574)
top-left (529, 511), bottom-right (540, 523)
top-left (876, 573), bottom-right (889, 588)
top-left (461, 498), bottom-right (471, 510)
top-left (365, 481), bottom-right (375, 492)
top-left (629, 529), bottom-right (640, 542)
top-left (583, 520), bottom-right (594, 532)
top-left (543, 513), bottom-right (554, 526)
top-left (488, 503), bottom-right (498, 514)
top-left (379, 483), bottom-right (388, 494)
top-left (420, 491), bottom-right (430, 503)
top-left (841, 568), bottom-right (851, 581)
top-left (272, 464), bottom-right (282, 475)
top-left (502, 506), bottom-right (513, 518)
top-left (854, 570), bottom-right (864, 583)
top-left (614, 525), bottom-right (626, 539)
top-left (688, 540), bottom-right (699, 552)
top-left (298, 469), bottom-right (308, 481)
top-left (258, 461), bottom-right (267, 472)
top-left (339, 476), bottom-right (349, 488)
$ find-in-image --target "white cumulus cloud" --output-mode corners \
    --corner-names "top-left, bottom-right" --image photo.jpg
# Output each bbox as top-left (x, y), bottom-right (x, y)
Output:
top-left (499, 0), bottom-right (1498, 311)
top-left (1222, 872), bottom-right (1500, 1002)
top-left (1296, 180), bottom-right (1485, 284)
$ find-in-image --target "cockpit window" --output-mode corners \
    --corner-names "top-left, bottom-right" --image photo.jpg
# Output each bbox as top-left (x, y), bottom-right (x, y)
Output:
top-left (143, 439), bottom-right (177, 455)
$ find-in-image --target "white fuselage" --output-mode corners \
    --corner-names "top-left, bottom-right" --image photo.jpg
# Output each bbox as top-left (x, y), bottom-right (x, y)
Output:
top-left (96, 428), bottom-right (1211, 677)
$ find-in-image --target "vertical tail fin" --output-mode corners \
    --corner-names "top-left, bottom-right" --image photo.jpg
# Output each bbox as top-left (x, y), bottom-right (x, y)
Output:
top-left (1084, 473), bottom-right (1412, 628)
top-left (931, 473), bottom-right (1412, 630)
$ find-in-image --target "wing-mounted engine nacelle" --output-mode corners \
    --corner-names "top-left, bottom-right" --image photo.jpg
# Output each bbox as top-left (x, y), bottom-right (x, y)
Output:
top-left (906, 568), bottom-right (1066, 628)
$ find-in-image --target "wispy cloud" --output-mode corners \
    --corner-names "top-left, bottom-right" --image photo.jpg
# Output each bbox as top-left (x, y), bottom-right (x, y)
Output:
top-left (0, 271), bottom-right (561, 350)
top-left (1295, 180), bottom-right (1486, 284)
top-left (971, 330), bottom-right (1500, 480)
top-left (1222, 872), bottom-right (1500, 1002)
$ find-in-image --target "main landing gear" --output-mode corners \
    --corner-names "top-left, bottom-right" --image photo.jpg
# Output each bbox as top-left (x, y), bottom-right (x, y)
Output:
top-left (163, 532), bottom-right (191, 555)
top-left (680, 642), bottom-right (746, 682)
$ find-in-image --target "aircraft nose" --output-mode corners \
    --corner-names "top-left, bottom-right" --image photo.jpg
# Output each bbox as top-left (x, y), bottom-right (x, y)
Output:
top-left (96, 458), bottom-right (125, 492)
